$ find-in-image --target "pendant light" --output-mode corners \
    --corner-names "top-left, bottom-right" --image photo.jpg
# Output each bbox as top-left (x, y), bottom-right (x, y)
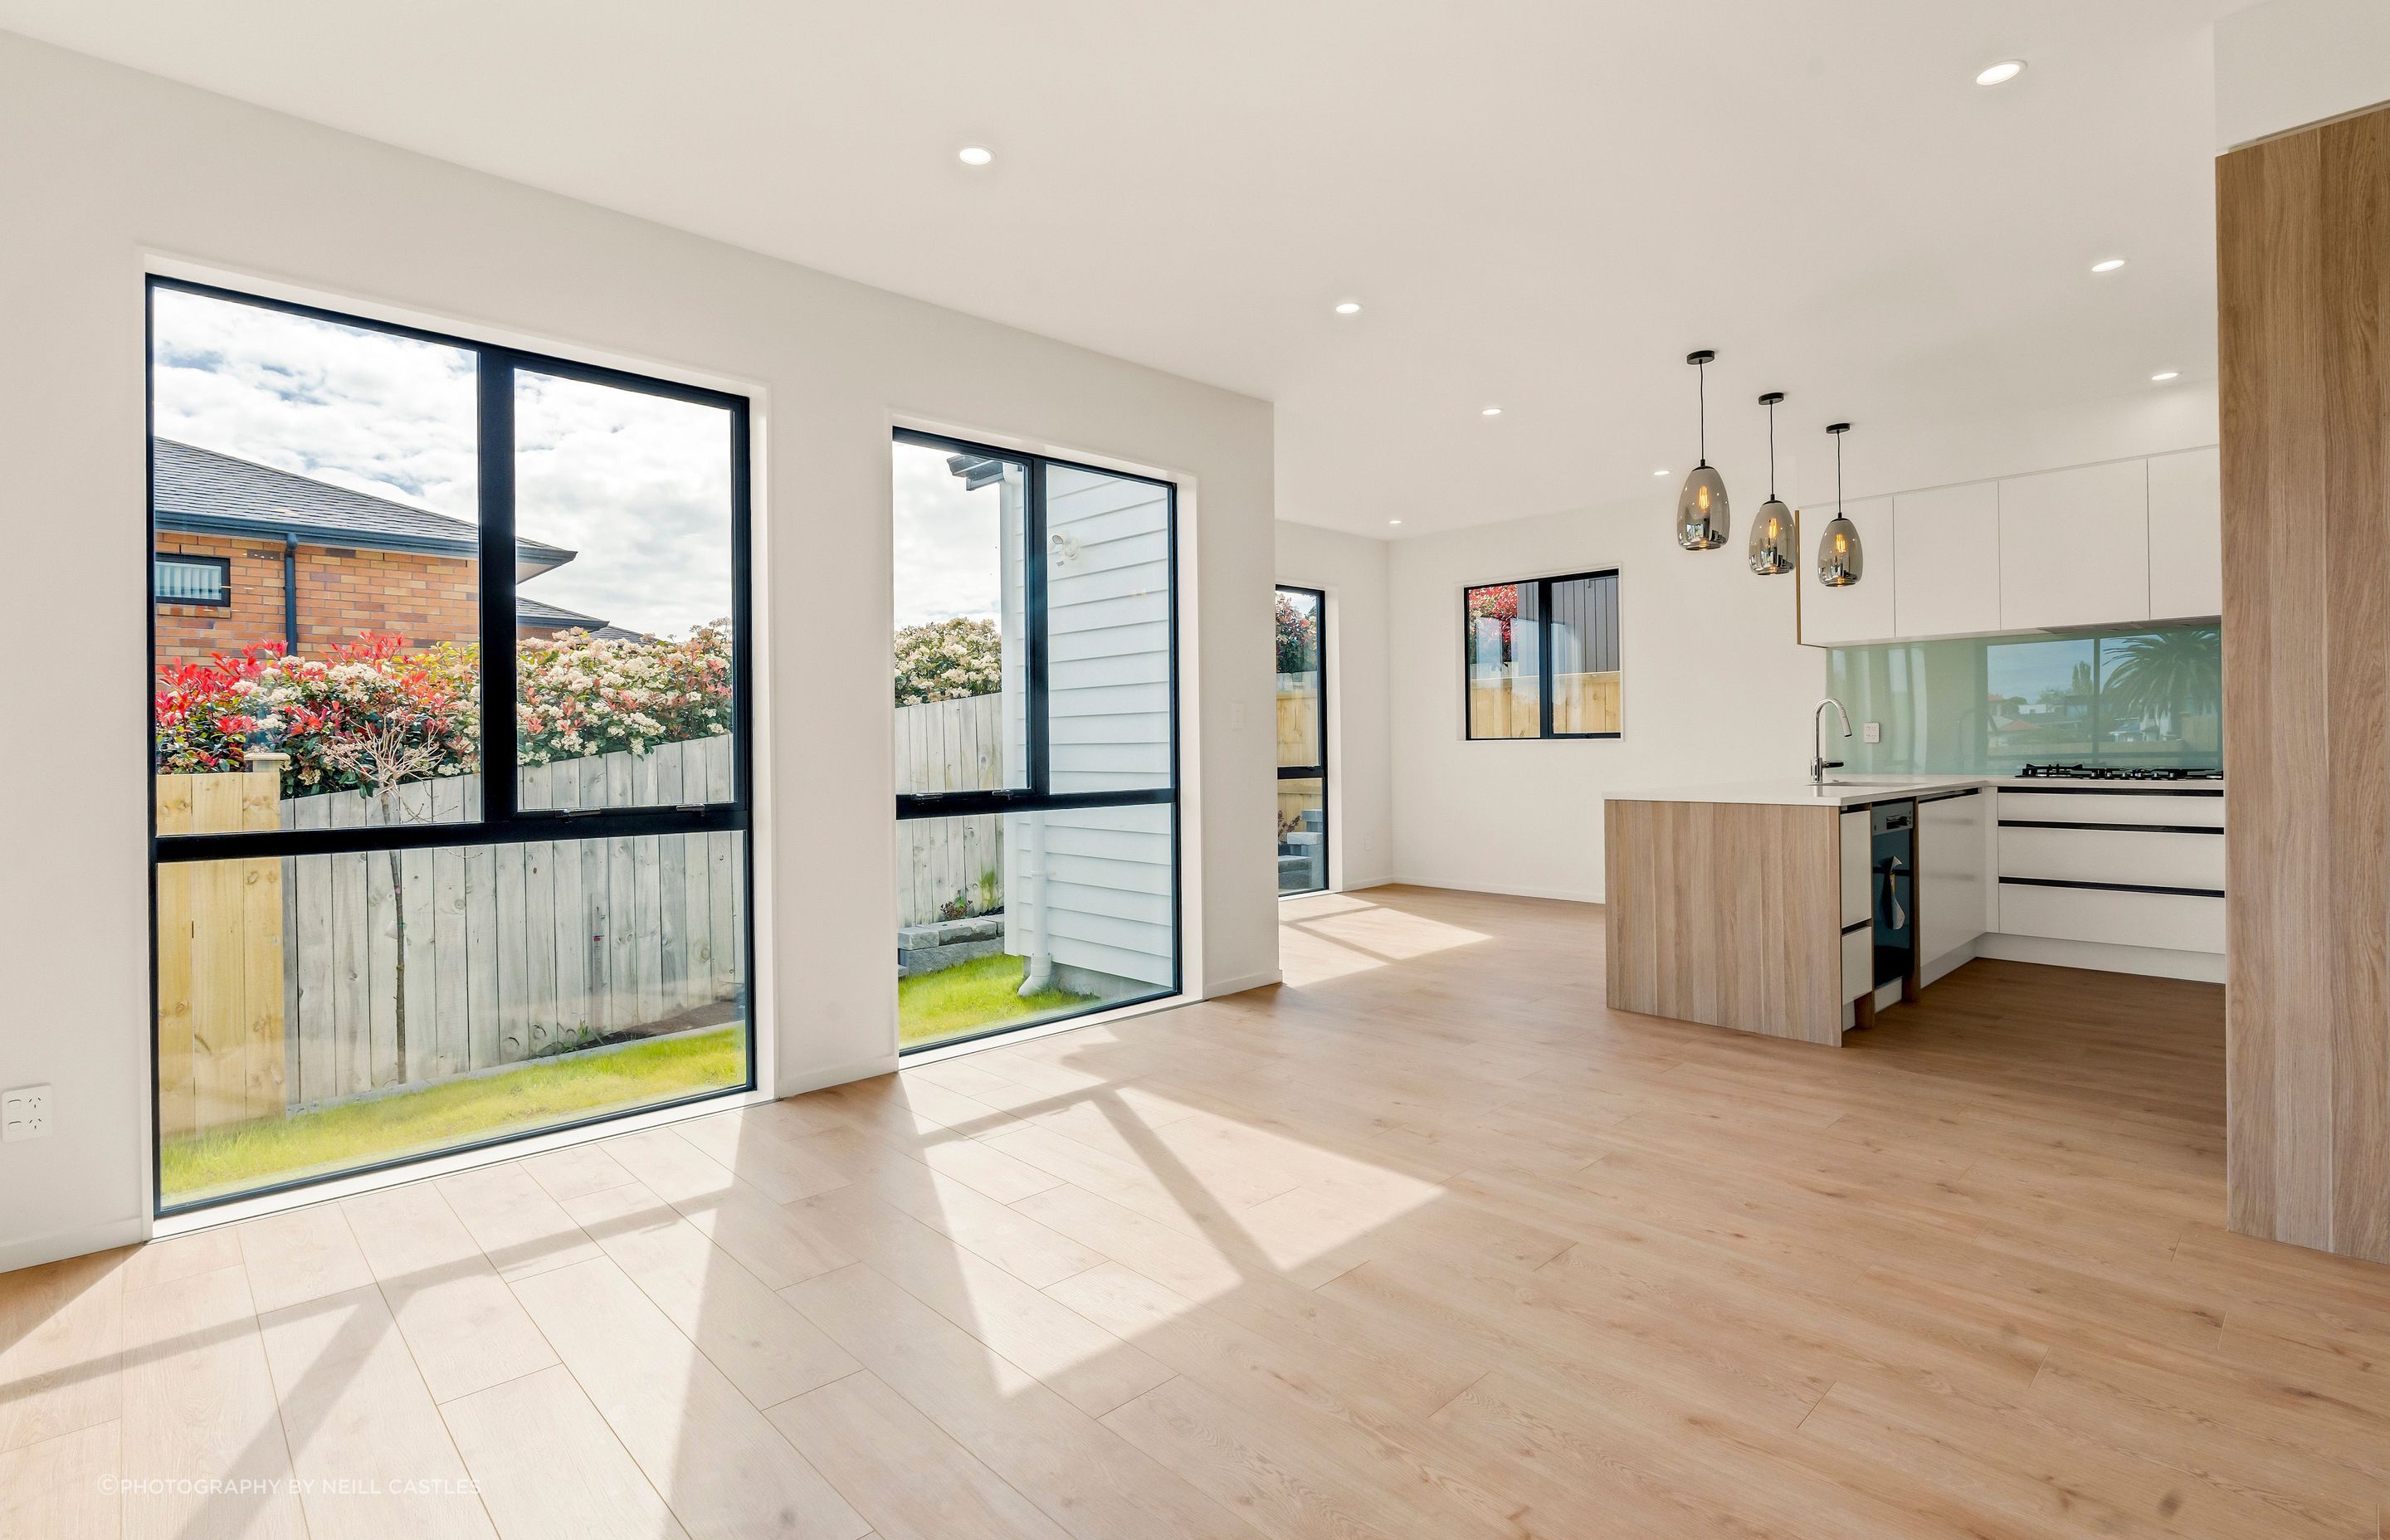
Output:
top-left (1674, 349), bottom-right (1729, 549)
top-left (1748, 391), bottom-right (1796, 575)
top-left (1818, 422), bottom-right (1864, 587)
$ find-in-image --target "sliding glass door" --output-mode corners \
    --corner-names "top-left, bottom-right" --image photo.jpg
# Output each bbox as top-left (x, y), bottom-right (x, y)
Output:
top-left (1275, 586), bottom-right (1329, 894)
top-left (149, 278), bottom-right (753, 1213)
top-left (891, 431), bottom-right (1180, 1052)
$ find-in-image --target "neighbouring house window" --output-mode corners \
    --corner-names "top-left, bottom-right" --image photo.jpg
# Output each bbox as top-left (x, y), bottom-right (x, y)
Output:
top-left (148, 276), bottom-right (752, 1216)
top-left (1464, 569), bottom-right (1622, 739)
top-left (1275, 586), bottom-right (1328, 894)
top-left (890, 429), bottom-right (1179, 1054)
top-left (154, 553), bottom-right (230, 606)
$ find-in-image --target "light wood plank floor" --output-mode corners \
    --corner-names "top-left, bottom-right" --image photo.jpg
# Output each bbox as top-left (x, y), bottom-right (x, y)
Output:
top-left (7, 885), bottom-right (2389, 1538)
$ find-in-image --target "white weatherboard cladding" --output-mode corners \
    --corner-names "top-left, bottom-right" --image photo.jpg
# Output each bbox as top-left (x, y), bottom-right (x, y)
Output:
top-left (1048, 465), bottom-right (1173, 793)
top-left (1002, 465), bottom-right (1177, 989)
top-left (1006, 804), bottom-right (1175, 988)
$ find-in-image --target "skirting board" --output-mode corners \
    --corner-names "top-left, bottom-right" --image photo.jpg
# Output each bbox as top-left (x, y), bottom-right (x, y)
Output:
top-left (0, 1215), bottom-right (147, 1276)
top-left (1205, 969), bottom-right (1284, 997)
top-left (1388, 875), bottom-right (1602, 904)
top-left (1976, 932), bottom-right (2226, 983)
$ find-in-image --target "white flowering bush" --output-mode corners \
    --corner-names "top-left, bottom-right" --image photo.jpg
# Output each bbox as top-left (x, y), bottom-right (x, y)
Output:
top-left (893, 616), bottom-right (1002, 705)
top-left (517, 621), bottom-right (733, 765)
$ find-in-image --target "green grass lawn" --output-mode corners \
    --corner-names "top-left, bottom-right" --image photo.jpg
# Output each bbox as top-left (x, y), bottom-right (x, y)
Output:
top-left (160, 1026), bottom-right (745, 1204)
top-left (900, 953), bottom-right (1095, 1046)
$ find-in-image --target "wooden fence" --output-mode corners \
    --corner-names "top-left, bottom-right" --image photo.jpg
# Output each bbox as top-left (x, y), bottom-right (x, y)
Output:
top-left (155, 733), bottom-right (743, 1139)
top-left (1468, 670), bottom-right (1622, 737)
top-left (894, 694), bottom-right (1005, 927)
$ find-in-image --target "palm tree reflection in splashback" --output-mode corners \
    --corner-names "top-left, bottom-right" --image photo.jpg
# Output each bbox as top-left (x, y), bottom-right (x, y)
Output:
top-left (2101, 626), bottom-right (2222, 743)
top-left (1826, 622), bottom-right (2223, 775)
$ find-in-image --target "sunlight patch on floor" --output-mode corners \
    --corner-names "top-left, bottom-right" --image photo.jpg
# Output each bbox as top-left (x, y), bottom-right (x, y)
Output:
top-left (1278, 893), bottom-right (1491, 986)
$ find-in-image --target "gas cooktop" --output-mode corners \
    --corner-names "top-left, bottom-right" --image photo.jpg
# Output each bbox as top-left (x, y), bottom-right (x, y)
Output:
top-left (2013, 763), bottom-right (2224, 782)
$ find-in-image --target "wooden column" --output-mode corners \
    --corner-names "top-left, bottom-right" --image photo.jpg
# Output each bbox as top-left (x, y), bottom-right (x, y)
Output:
top-left (2219, 101), bottom-right (2390, 1262)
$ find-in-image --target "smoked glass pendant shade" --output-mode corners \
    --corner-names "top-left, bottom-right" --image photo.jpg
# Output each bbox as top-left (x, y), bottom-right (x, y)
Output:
top-left (1675, 463), bottom-right (1729, 550)
top-left (1817, 514), bottom-right (1864, 586)
top-left (1749, 497), bottom-right (1795, 575)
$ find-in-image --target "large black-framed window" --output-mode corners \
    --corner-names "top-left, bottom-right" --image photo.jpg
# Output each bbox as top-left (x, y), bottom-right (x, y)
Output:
top-left (1275, 585), bottom-right (1329, 895)
top-left (147, 275), bottom-right (754, 1216)
top-left (1463, 568), bottom-right (1622, 740)
top-left (892, 428), bottom-right (1181, 1055)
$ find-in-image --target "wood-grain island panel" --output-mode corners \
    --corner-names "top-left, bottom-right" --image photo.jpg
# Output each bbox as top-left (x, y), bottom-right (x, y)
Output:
top-left (2218, 100), bottom-right (2390, 1263)
top-left (1605, 798), bottom-right (1843, 1045)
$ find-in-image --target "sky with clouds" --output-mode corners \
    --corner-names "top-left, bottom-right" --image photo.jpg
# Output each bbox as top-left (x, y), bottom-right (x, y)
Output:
top-left (892, 439), bottom-right (1007, 631)
top-left (152, 286), bottom-right (731, 639)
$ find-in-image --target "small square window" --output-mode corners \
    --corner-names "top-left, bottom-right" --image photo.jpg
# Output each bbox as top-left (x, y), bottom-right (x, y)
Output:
top-left (154, 553), bottom-right (231, 607)
top-left (1465, 569), bottom-right (1620, 738)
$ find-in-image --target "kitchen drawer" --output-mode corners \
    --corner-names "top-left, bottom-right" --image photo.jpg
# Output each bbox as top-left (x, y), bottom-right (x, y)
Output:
top-left (1840, 809), bottom-right (1869, 927)
top-left (1998, 882), bottom-right (2225, 953)
top-left (1996, 789), bottom-right (2225, 829)
top-left (1997, 824), bottom-right (2224, 892)
top-left (1841, 924), bottom-right (1871, 1004)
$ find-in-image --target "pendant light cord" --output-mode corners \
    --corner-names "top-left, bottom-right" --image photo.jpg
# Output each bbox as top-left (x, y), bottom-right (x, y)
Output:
top-left (1836, 429), bottom-right (1843, 513)
top-left (1697, 358), bottom-right (1707, 465)
top-left (1766, 398), bottom-right (1776, 499)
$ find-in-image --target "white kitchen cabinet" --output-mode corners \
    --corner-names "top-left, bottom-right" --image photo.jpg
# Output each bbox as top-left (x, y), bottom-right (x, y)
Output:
top-left (1917, 789), bottom-right (1990, 967)
top-left (1996, 788), bottom-right (2225, 829)
top-left (1998, 885), bottom-right (2227, 953)
top-left (1840, 809), bottom-right (1870, 928)
top-left (1998, 825), bottom-right (2226, 890)
top-left (1892, 482), bottom-right (2000, 639)
top-left (1996, 460), bottom-right (2150, 631)
top-left (1841, 926), bottom-right (1872, 1005)
top-left (1799, 495), bottom-right (1897, 646)
top-left (2148, 446), bottom-right (2223, 620)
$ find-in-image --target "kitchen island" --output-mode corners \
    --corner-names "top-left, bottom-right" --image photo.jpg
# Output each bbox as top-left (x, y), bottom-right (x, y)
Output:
top-left (1603, 776), bottom-right (1992, 1045)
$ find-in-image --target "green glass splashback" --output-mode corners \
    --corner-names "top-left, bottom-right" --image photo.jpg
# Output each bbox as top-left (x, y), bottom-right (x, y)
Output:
top-left (1825, 624), bottom-right (2222, 774)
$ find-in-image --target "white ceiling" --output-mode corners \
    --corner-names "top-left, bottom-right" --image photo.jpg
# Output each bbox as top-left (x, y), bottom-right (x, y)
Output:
top-left (0, 1), bottom-right (2238, 537)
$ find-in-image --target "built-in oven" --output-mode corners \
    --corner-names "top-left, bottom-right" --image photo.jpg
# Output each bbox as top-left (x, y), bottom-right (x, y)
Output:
top-left (1871, 801), bottom-right (1914, 988)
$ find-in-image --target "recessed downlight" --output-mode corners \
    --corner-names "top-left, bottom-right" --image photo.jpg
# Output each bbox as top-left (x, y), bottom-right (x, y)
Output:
top-left (2090, 257), bottom-right (2127, 274)
top-left (1975, 59), bottom-right (2026, 86)
top-left (1481, 406), bottom-right (1503, 417)
top-left (1388, 519), bottom-right (1402, 525)
top-left (958, 145), bottom-right (994, 166)
top-left (2150, 370), bottom-right (2180, 383)
top-left (1334, 300), bottom-right (1362, 315)
top-left (1652, 467), bottom-right (1670, 477)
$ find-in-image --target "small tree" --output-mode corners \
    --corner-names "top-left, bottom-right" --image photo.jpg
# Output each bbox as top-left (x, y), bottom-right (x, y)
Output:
top-left (320, 719), bottom-right (444, 1080)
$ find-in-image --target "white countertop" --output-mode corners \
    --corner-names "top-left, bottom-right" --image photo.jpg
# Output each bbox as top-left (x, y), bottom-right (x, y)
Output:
top-left (1607, 772), bottom-right (2224, 808)
top-left (1605, 775), bottom-right (1993, 808)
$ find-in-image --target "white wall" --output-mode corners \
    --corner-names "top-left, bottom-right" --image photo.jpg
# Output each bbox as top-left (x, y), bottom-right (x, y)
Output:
top-left (2216, 0), bottom-right (2390, 149)
top-left (1274, 523), bottom-right (1393, 891)
top-left (1383, 386), bottom-right (2224, 904)
top-left (1387, 495), bottom-right (1825, 903)
top-left (0, 31), bottom-right (1277, 1270)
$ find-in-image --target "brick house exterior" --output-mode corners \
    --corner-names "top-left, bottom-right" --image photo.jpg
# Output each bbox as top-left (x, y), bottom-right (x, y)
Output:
top-left (154, 439), bottom-right (631, 663)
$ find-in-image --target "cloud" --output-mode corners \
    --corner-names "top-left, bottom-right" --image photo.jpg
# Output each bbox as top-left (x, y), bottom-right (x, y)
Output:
top-left (152, 287), bottom-right (734, 639)
top-left (893, 439), bottom-right (1007, 631)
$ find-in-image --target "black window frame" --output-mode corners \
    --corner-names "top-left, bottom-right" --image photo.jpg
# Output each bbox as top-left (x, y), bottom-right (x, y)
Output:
top-left (145, 274), bottom-right (757, 1216)
top-left (891, 426), bottom-right (1183, 1054)
top-left (1462, 568), bottom-right (1622, 741)
top-left (154, 551), bottom-right (232, 607)
top-left (1275, 584), bottom-right (1329, 897)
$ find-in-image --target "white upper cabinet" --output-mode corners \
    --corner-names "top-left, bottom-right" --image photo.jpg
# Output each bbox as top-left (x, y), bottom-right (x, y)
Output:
top-left (1996, 459), bottom-right (2150, 632)
top-left (1891, 481), bottom-right (2001, 639)
top-left (1799, 495), bottom-right (1896, 646)
top-left (2147, 446), bottom-right (2223, 620)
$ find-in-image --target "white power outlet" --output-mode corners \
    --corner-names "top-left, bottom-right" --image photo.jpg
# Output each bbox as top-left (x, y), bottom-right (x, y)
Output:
top-left (1863, 721), bottom-right (1881, 744)
top-left (2, 1084), bottom-right (51, 1143)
